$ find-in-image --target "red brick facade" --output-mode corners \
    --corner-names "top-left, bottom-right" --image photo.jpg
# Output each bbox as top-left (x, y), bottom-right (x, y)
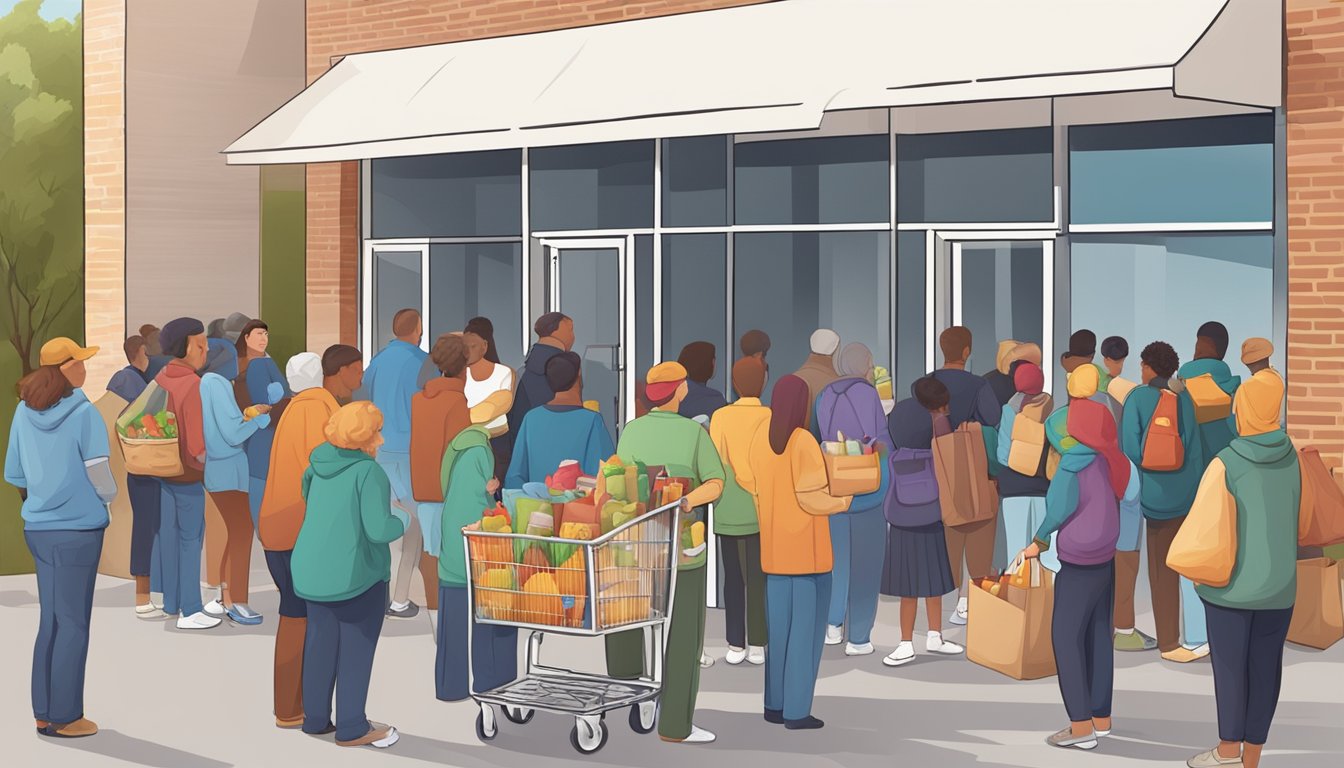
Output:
top-left (1287, 0), bottom-right (1344, 473)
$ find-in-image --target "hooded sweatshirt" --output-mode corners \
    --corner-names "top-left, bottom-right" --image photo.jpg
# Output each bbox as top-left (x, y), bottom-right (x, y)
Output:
top-left (708, 397), bottom-right (771, 536)
top-left (201, 371), bottom-right (270, 493)
top-left (156, 361), bottom-right (208, 484)
top-left (259, 387), bottom-right (340, 551)
top-left (410, 377), bottom-right (471, 503)
top-left (362, 339), bottom-right (427, 454)
top-left (505, 404), bottom-right (614, 489)
top-left (1120, 378), bottom-right (1205, 520)
top-left (507, 342), bottom-right (566, 440)
top-left (292, 443), bottom-right (408, 602)
top-left (1178, 357), bottom-right (1241, 463)
top-left (438, 426), bottom-right (494, 586)
top-left (5, 391), bottom-right (111, 531)
top-left (814, 377), bottom-right (893, 512)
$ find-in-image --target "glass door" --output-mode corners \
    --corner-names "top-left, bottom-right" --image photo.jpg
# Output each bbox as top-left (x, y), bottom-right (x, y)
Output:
top-left (363, 242), bottom-right (428, 357)
top-left (543, 238), bottom-right (631, 439)
top-left (939, 237), bottom-right (1053, 377)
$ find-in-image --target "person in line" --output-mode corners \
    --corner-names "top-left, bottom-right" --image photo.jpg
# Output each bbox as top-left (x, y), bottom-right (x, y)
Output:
top-left (1120, 341), bottom-right (1206, 663)
top-left (260, 346), bottom-right (362, 729)
top-left (505, 351), bottom-right (614, 487)
top-left (1060, 330), bottom-right (1098, 376)
top-left (6, 339), bottom-right (115, 739)
top-left (881, 377), bottom-right (963, 667)
top-left (410, 334), bottom-right (473, 616)
top-left (364, 308), bottom-right (429, 619)
top-left (236, 319), bottom-right (291, 528)
top-left (1179, 321), bottom-right (1241, 461)
top-left (815, 343), bottom-right (893, 656)
top-left (1178, 339), bottom-right (1306, 768)
top-left (735, 375), bottom-right (849, 730)
top-left (994, 361), bottom-right (1053, 574)
top-left (1019, 364), bottom-right (1138, 751)
top-left (200, 333), bottom-right (239, 616)
top-left (791, 329), bottom-right (842, 430)
top-left (1101, 336), bottom-right (1140, 410)
top-left (605, 362), bottom-right (726, 745)
top-left (107, 335), bottom-right (164, 619)
top-left (507, 312), bottom-right (575, 438)
top-left (155, 318), bottom-right (221, 630)
top-left (708, 357), bottom-right (772, 666)
top-left (463, 319), bottom-right (515, 484)
top-left (931, 326), bottom-right (1002, 626)
top-left (293, 402), bottom-right (408, 749)
top-left (200, 341), bottom-right (272, 626)
top-left (985, 340), bottom-right (1042, 408)
top-left (139, 323), bottom-right (172, 380)
top-left (677, 341), bottom-right (729, 422)
top-left (739, 329), bottom-right (771, 363)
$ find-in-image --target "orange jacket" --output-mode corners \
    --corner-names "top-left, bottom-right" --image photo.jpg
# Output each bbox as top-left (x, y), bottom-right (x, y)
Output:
top-left (737, 427), bottom-right (851, 575)
top-left (258, 387), bottom-right (339, 551)
top-left (411, 377), bottom-right (471, 503)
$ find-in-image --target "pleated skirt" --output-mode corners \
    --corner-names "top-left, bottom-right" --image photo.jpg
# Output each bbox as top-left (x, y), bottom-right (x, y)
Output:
top-left (881, 521), bottom-right (957, 598)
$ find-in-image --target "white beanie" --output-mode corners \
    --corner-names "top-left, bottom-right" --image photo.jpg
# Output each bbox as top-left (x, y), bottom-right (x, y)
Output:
top-left (810, 328), bottom-right (840, 356)
top-left (286, 352), bottom-right (323, 393)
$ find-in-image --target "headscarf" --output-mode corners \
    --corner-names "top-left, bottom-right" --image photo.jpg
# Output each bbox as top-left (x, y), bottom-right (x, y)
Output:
top-left (286, 352), bottom-right (323, 393)
top-left (1067, 398), bottom-right (1129, 499)
top-left (995, 340), bottom-right (1022, 375)
top-left (201, 338), bottom-right (239, 381)
top-left (1010, 342), bottom-right (1043, 368)
top-left (1011, 361), bottom-right (1050, 414)
top-left (1234, 368), bottom-right (1284, 437)
top-left (1067, 364), bottom-right (1100, 400)
top-left (768, 375), bottom-right (810, 455)
top-left (837, 342), bottom-right (874, 380)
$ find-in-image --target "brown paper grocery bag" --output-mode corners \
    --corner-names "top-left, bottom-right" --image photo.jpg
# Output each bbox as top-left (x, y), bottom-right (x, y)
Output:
top-left (1287, 558), bottom-right (1344, 650)
top-left (967, 567), bottom-right (1056, 680)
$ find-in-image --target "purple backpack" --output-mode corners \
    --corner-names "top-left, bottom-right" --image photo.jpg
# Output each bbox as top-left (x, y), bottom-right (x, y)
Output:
top-left (885, 447), bottom-right (941, 528)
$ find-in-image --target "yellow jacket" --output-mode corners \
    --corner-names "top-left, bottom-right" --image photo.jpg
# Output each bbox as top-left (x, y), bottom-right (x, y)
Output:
top-left (708, 398), bottom-right (771, 536)
top-left (259, 387), bottom-right (340, 551)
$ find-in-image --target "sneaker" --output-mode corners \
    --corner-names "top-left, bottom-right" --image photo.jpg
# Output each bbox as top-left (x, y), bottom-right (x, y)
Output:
top-left (700, 653), bottom-right (715, 669)
top-left (1187, 748), bottom-right (1244, 767)
top-left (135, 603), bottom-right (167, 620)
top-left (845, 642), bottom-right (874, 657)
top-left (882, 641), bottom-right (915, 667)
top-left (337, 721), bottom-right (399, 748)
top-left (825, 625), bottom-right (843, 646)
top-left (385, 601), bottom-right (419, 619)
top-left (662, 725), bottom-right (716, 744)
top-left (176, 611), bottom-right (223, 630)
top-left (1114, 629), bottom-right (1158, 652)
top-left (747, 645), bottom-right (765, 665)
top-left (785, 716), bottom-right (825, 730)
top-left (1162, 645), bottom-right (1210, 664)
top-left (1046, 727), bottom-right (1098, 750)
top-left (725, 646), bottom-right (748, 665)
top-left (226, 604), bottom-right (264, 626)
top-left (926, 631), bottom-right (964, 655)
top-left (38, 718), bottom-right (99, 738)
top-left (275, 716), bottom-right (304, 729)
top-left (949, 596), bottom-right (969, 626)
top-left (203, 598), bottom-right (227, 617)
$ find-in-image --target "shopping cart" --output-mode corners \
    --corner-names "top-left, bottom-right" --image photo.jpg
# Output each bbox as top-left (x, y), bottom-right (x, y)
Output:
top-left (462, 500), bottom-right (681, 755)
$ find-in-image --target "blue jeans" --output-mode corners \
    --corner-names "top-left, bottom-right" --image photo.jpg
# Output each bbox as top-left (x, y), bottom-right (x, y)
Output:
top-left (25, 528), bottom-right (104, 724)
top-left (127, 474), bottom-right (160, 577)
top-left (827, 507), bottom-right (885, 645)
top-left (303, 581), bottom-right (388, 742)
top-left (1182, 576), bottom-right (1208, 648)
top-left (995, 497), bottom-right (1047, 573)
top-left (436, 584), bottom-right (518, 701)
top-left (159, 482), bottom-right (206, 617)
top-left (248, 475), bottom-right (266, 530)
top-left (765, 572), bottom-right (832, 722)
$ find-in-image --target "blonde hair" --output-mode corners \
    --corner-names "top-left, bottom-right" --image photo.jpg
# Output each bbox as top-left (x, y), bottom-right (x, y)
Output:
top-left (325, 401), bottom-right (384, 456)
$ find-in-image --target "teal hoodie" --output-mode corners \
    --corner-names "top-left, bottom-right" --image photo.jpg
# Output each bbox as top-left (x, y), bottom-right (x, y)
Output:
top-left (1197, 430), bottom-right (1303, 611)
top-left (438, 426), bottom-right (495, 586)
top-left (5, 390), bottom-right (110, 531)
top-left (1178, 358), bottom-right (1240, 463)
top-left (1120, 381), bottom-right (1205, 520)
top-left (292, 443), bottom-right (409, 602)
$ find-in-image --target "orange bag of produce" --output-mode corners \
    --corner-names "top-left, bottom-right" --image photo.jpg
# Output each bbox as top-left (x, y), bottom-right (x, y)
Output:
top-left (521, 572), bottom-right (565, 627)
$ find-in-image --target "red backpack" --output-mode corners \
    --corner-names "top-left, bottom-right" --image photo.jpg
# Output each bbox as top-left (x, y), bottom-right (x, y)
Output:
top-left (1141, 390), bottom-right (1185, 472)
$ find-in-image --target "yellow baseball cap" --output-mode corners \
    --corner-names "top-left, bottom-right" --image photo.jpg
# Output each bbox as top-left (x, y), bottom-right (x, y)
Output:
top-left (40, 337), bottom-right (99, 367)
top-left (647, 361), bottom-right (688, 385)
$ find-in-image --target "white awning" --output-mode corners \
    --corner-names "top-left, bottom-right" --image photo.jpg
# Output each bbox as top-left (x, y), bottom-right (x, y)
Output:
top-left (224, 0), bottom-right (1280, 165)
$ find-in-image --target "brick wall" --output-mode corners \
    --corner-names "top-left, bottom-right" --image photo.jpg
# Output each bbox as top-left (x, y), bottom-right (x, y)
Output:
top-left (303, 0), bottom-right (768, 351)
top-left (83, 0), bottom-right (127, 397)
top-left (1286, 0), bottom-right (1344, 473)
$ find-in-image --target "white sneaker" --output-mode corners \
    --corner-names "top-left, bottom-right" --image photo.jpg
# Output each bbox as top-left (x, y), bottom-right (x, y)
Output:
top-left (747, 646), bottom-right (766, 665)
top-left (883, 642), bottom-right (915, 667)
top-left (845, 642), bottom-right (874, 657)
top-left (926, 631), bottom-right (964, 655)
top-left (699, 653), bottom-right (715, 669)
top-left (203, 598), bottom-right (226, 618)
top-left (948, 596), bottom-right (968, 625)
top-left (1185, 643), bottom-right (1211, 660)
top-left (725, 646), bottom-right (747, 665)
top-left (824, 624), bottom-right (843, 646)
top-left (135, 603), bottom-right (167, 620)
top-left (666, 725), bottom-right (716, 744)
top-left (177, 611), bottom-right (223, 630)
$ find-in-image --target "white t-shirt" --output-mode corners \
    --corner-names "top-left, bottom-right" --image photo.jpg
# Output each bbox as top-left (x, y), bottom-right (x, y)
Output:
top-left (465, 362), bottom-right (514, 431)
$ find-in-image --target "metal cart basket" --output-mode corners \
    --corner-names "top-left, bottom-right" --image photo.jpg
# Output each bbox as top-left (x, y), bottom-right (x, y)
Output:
top-left (462, 500), bottom-right (682, 755)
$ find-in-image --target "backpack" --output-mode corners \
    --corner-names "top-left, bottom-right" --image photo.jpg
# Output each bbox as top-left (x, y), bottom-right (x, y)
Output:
top-left (1299, 447), bottom-right (1344, 547)
top-left (1141, 390), bottom-right (1185, 472)
top-left (1183, 373), bottom-right (1233, 424)
top-left (885, 447), bottom-right (943, 528)
top-left (1007, 401), bottom-right (1049, 477)
top-left (931, 422), bottom-right (999, 527)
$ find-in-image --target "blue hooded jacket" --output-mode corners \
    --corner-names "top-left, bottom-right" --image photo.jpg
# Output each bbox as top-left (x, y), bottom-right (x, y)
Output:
top-left (5, 390), bottom-right (111, 531)
top-left (362, 339), bottom-right (427, 454)
top-left (199, 343), bottom-right (271, 492)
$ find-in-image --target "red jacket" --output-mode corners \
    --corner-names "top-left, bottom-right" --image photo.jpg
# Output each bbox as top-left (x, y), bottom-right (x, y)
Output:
top-left (410, 377), bottom-right (471, 503)
top-left (156, 361), bottom-right (206, 484)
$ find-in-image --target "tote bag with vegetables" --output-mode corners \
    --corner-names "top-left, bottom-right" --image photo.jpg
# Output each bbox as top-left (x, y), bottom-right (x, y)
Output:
top-left (115, 382), bottom-right (183, 478)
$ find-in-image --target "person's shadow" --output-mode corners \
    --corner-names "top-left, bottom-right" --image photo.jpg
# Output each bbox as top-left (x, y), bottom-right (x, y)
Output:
top-left (46, 729), bottom-right (232, 768)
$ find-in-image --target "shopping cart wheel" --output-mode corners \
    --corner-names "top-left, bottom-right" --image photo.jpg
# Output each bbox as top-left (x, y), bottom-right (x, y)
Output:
top-left (629, 701), bottom-right (656, 734)
top-left (570, 716), bottom-right (608, 755)
top-left (476, 706), bottom-right (498, 742)
top-left (503, 706), bottom-right (534, 725)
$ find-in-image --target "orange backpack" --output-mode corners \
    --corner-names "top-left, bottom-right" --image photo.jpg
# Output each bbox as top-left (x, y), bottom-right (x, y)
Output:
top-left (1141, 390), bottom-right (1185, 472)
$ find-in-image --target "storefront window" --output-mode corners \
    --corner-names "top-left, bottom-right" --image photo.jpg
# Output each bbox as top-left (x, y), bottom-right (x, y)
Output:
top-left (1070, 115), bottom-right (1273, 225)
top-left (428, 243), bottom-right (523, 367)
top-left (733, 232), bottom-right (890, 402)
top-left (662, 136), bottom-right (728, 227)
top-left (372, 249), bottom-right (422, 352)
top-left (662, 234), bottom-right (728, 395)
top-left (957, 241), bottom-right (1045, 377)
top-left (896, 231), bottom-right (927, 398)
top-left (734, 135), bottom-right (888, 225)
top-left (529, 140), bottom-right (654, 231)
top-left (371, 150), bottom-right (521, 238)
top-left (1070, 234), bottom-right (1275, 377)
top-left (635, 235), bottom-right (654, 382)
top-left (897, 127), bottom-right (1052, 223)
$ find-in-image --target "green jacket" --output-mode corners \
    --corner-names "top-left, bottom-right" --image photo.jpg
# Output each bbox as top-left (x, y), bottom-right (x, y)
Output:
top-left (1120, 381), bottom-right (1205, 520)
top-left (438, 426), bottom-right (495, 586)
top-left (292, 443), bottom-right (409, 602)
top-left (1197, 430), bottom-right (1303, 611)
top-left (1178, 358), bottom-right (1241, 463)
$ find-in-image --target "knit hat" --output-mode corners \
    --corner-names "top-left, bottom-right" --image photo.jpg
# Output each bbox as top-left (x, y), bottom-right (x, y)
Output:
top-left (810, 329), bottom-right (840, 356)
top-left (160, 317), bottom-right (205, 358)
top-left (646, 361), bottom-right (688, 403)
top-left (1240, 337), bottom-right (1274, 366)
top-left (286, 352), bottom-right (323, 393)
top-left (1067, 364), bottom-right (1100, 399)
top-left (1014, 362), bottom-right (1045, 396)
top-left (1235, 369), bottom-right (1284, 437)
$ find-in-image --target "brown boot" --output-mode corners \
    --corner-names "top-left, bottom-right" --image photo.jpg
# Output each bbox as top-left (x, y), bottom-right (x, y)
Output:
top-left (40, 718), bottom-right (99, 738)
top-left (274, 616), bottom-right (306, 725)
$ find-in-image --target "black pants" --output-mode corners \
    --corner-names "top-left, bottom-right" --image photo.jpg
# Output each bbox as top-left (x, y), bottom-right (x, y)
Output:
top-left (1052, 560), bottom-right (1115, 723)
top-left (127, 474), bottom-right (160, 577)
top-left (1204, 599), bottom-right (1294, 745)
top-left (719, 534), bottom-right (767, 648)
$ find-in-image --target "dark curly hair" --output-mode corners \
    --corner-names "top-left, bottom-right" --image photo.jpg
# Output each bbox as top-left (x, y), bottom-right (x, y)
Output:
top-left (1140, 341), bottom-right (1180, 379)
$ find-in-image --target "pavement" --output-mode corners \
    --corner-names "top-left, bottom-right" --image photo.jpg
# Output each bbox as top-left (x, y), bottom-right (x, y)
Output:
top-left (1, 540), bottom-right (1342, 768)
